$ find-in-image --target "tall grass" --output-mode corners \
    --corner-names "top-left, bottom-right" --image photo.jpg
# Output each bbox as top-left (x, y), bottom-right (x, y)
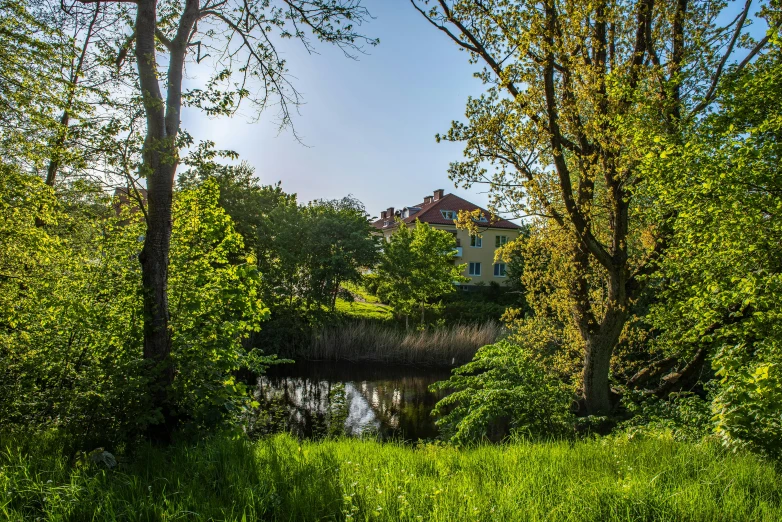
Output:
top-left (2, 432), bottom-right (780, 521)
top-left (300, 321), bottom-right (502, 366)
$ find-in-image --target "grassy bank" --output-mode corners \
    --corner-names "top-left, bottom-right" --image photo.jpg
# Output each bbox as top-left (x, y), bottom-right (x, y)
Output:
top-left (302, 321), bottom-right (502, 366)
top-left (2, 433), bottom-right (780, 521)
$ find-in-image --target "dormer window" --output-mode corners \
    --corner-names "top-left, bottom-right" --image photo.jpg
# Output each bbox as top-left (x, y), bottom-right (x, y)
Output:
top-left (441, 210), bottom-right (456, 220)
top-left (473, 214), bottom-right (488, 223)
top-left (403, 207), bottom-right (421, 219)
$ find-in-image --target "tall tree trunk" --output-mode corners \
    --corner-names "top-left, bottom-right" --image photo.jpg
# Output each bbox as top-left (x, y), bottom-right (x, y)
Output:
top-left (134, 0), bottom-right (199, 441)
top-left (139, 161), bottom-right (176, 438)
top-left (571, 236), bottom-right (629, 416)
top-left (581, 320), bottom-right (625, 415)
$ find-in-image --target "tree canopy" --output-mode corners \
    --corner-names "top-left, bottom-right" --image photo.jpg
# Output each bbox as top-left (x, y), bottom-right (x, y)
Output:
top-left (374, 219), bottom-right (468, 326)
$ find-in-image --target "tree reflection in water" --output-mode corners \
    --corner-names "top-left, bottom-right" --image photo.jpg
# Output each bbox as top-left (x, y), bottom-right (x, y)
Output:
top-left (247, 362), bottom-right (452, 441)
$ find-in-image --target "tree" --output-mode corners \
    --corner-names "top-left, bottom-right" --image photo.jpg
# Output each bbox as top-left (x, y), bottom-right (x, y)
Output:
top-left (67, 0), bottom-right (376, 439)
top-left (0, 0), bottom-right (65, 169)
top-left (644, 36), bottom-right (782, 456)
top-left (36, 0), bottom-right (139, 188)
top-left (302, 196), bottom-right (379, 311)
top-left (411, 0), bottom-right (777, 415)
top-left (179, 165), bottom-right (378, 313)
top-left (375, 219), bottom-right (468, 327)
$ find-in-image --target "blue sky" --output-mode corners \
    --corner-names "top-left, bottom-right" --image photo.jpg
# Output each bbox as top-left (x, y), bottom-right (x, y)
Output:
top-left (180, 1), bottom-right (769, 220)
top-left (181, 1), bottom-right (489, 220)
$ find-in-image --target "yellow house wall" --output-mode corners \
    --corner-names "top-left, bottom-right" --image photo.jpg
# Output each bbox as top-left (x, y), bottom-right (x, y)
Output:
top-left (429, 224), bottom-right (518, 286)
top-left (376, 223), bottom-right (519, 286)
top-left (382, 220), bottom-right (519, 285)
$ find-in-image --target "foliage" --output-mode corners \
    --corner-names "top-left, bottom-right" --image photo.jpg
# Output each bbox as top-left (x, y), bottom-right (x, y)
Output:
top-left (494, 223), bottom-right (530, 296)
top-left (167, 179), bottom-right (272, 434)
top-left (712, 343), bottom-right (782, 459)
top-left (618, 391), bottom-right (713, 443)
top-left (642, 37), bottom-right (782, 457)
top-left (374, 219), bottom-right (468, 325)
top-left (438, 299), bottom-right (509, 324)
top-left (302, 196), bottom-right (380, 310)
top-left (0, 164), bottom-right (149, 442)
top-left (431, 341), bottom-right (574, 445)
top-left (0, 171), bottom-right (271, 442)
top-left (3, 432), bottom-right (782, 521)
top-left (0, 0), bottom-right (66, 168)
top-left (180, 165), bottom-right (379, 316)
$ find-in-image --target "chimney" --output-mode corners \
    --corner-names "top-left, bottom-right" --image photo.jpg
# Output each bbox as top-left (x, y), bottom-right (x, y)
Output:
top-left (387, 207), bottom-right (394, 218)
top-left (433, 189), bottom-right (444, 201)
top-left (381, 211), bottom-right (387, 219)
top-left (424, 195), bottom-right (433, 204)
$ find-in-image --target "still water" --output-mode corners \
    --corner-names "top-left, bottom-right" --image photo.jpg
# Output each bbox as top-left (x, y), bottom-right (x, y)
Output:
top-left (248, 362), bottom-right (453, 441)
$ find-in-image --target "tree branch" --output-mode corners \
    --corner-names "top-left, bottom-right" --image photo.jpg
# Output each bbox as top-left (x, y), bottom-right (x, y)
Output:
top-left (690, 0), bottom-right (752, 115)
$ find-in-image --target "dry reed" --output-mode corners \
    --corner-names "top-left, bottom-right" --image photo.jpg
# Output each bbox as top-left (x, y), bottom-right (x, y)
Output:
top-left (299, 321), bottom-right (502, 366)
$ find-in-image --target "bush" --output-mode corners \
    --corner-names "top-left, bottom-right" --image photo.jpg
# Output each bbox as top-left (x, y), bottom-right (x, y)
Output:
top-left (712, 339), bottom-right (782, 459)
top-left (431, 340), bottom-right (575, 445)
top-left (618, 390), bottom-right (713, 443)
top-left (439, 299), bottom-right (509, 323)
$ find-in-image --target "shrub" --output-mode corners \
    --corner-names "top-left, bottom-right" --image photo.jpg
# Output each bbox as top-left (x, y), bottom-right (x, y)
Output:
top-left (618, 390), bottom-right (713, 443)
top-left (712, 339), bottom-right (782, 459)
top-left (431, 340), bottom-right (575, 445)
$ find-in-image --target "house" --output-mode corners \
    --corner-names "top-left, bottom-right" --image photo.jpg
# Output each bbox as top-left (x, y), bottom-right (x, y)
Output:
top-left (371, 189), bottom-right (521, 287)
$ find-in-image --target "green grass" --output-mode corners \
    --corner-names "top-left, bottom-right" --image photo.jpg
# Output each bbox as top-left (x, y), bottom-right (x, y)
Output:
top-left (335, 298), bottom-right (393, 321)
top-left (342, 282), bottom-right (382, 304)
top-left (2, 432), bottom-right (781, 521)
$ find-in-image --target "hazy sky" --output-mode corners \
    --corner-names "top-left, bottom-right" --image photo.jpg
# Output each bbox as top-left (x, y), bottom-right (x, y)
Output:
top-left (181, 1), bottom-right (490, 220)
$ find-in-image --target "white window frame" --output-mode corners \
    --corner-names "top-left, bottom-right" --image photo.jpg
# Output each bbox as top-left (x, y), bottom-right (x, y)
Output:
top-left (469, 262), bottom-right (482, 276)
top-left (493, 263), bottom-right (507, 277)
top-left (495, 235), bottom-right (508, 248)
top-left (470, 234), bottom-right (482, 248)
top-left (441, 210), bottom-right (456, 220)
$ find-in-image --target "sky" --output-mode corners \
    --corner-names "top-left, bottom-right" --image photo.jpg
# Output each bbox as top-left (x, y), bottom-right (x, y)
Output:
top-left (179, 1), bottom-right (770, 221)
top-left (181, 1), bottom-right (490, 221)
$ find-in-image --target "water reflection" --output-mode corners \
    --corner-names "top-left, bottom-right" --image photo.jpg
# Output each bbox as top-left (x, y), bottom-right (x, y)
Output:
top-left (247, 362), bottom-right (452, 441)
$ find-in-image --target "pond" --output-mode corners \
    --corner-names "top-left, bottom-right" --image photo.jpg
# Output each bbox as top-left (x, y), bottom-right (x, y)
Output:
top-left (247, 361), bottom-right (453, 441)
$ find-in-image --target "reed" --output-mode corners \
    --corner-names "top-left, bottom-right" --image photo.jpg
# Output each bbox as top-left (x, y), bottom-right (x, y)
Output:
top-left (298, 321), bottom-right (502, 366)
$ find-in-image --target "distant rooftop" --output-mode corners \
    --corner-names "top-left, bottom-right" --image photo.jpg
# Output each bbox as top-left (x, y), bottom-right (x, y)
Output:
top-left (371, 189), bottom-right (520, 230)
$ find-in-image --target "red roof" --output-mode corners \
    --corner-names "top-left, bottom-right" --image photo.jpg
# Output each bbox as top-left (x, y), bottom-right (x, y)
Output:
top-left (372, 193), bottom-right (520, 231)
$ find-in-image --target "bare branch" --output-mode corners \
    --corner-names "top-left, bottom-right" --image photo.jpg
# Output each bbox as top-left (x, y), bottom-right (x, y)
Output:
top-left (155, 28), bottom-right (173, 50)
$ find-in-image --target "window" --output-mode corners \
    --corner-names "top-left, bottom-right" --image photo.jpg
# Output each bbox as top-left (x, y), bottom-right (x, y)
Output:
top-left (495, 235), bottom-right (508, 248)
top-left (441, 210), bottom-right (456, 220)
top-left (494, 263), bottom-right (507, 277)
top-left (469, 262), bottom-right (481, 276)
top-left (473, 214), bottom-right (488, 222)
top-left (470, 235), bottom-right (482, 248)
